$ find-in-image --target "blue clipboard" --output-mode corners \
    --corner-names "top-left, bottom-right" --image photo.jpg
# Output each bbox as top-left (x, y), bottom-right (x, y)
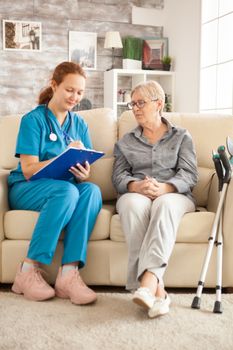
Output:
top-left (30, 147), bottom-right (105, 181)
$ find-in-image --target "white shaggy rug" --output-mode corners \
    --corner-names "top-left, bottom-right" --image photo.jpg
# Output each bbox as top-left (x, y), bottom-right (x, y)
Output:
top-left (0, 291), bottom-right (233, 350)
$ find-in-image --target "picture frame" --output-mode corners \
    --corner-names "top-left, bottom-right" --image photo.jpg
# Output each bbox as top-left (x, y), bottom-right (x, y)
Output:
top-left (69, 31), bottom-right (97, 70)
top-left (3, 19), bottom-right (41, 51)
top-left (142, 37), bottom-right (168, 70)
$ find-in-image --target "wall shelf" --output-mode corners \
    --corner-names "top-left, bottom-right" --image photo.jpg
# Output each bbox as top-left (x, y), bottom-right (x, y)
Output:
top-left (104, 69), bottom-right (175, 117)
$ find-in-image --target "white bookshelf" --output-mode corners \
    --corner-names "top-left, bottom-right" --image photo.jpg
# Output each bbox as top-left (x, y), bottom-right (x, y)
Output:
top-left (104, 69), bottom-right (175, 117)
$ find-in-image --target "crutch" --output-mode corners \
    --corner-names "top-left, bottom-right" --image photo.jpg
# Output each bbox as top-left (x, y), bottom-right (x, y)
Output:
top-left (191, 146), bottom-right (232, 313)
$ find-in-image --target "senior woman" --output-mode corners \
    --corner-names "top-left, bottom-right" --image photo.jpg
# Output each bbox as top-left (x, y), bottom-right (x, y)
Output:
top-left (112, 80), bottom-right (198, 318)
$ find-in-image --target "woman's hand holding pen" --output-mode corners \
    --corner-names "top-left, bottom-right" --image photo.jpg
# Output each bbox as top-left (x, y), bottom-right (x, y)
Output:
top-left (69, 140), bottom-right (85, 149)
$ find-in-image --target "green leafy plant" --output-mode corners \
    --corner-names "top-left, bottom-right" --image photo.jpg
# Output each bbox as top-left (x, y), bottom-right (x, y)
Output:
top-left (162, 55), bottom-right (172, 65)
top-left (122, 36), bottom-right (143, 61)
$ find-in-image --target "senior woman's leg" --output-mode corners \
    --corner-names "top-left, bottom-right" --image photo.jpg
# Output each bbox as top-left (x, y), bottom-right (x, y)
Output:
top-left (116, 192), bottom-right (151, 291)
top-left (129, 193), bottom-right (195, 317)
top-left (138, 193), bottom-right (195, 288)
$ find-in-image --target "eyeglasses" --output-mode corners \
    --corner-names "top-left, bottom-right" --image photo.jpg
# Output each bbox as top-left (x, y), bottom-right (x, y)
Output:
top-left (127, 99), bottom-right (158, 110)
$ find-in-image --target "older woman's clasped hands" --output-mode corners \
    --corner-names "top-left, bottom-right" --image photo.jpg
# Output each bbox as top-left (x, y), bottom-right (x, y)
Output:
top-left (128, 176), bottom-right (175, 200)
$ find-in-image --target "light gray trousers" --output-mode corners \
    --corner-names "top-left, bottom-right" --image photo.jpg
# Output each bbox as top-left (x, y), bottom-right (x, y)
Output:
top-left (116, 192), bottom-right (195, 291)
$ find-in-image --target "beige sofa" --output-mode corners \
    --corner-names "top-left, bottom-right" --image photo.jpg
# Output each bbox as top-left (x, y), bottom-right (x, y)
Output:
top-left (1, 108), bottom-right (233, 288)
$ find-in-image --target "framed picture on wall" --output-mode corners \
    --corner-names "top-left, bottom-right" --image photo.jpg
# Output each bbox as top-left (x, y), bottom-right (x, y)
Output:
top-left (142, 37), bottom-right (168, 70)
top-left (2, 19), bottom-right (41, 51)
top-left (69, 31), bottom-right (97, 70)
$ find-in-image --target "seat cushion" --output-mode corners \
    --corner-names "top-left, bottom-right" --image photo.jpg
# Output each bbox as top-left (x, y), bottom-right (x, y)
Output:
top-left (4, 203), bottom-right (115, 241)
top-left (80, 108), bottom-right (117, 201)
top-left (110, 211), bottom-right (215, 243)
top-left (192, 167), bottom-right (215, 207)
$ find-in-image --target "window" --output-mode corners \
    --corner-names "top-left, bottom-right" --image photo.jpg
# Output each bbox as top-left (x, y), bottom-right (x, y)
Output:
top-left (200, 0), bottom-right (233, 115)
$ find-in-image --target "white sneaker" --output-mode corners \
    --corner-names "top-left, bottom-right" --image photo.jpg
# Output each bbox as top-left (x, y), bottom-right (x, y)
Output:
top-left (148, 294), bottom-right (171, 318)
top-left (132, 287), bottom-right (155, 309)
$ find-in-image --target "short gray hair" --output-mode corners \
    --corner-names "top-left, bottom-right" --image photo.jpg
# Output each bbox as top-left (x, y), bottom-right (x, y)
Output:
top-left (131, 80), bottom-right (165, 114)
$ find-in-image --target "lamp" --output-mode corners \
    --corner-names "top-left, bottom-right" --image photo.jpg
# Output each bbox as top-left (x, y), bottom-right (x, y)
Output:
top-left (104, 31), bottom-right (123, 70)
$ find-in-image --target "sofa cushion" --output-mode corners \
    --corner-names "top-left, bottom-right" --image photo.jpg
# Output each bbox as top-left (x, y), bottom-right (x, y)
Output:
top-left (88, 158), bottom-right (116, 201)
top-left (4, 203), bottom-right (115, 241)
top-left (110, 211), bottom-right (215, 243)
top-left (118, 110), bottom-right (233, 168)
top-left (192, 167), bottom-right (215, 207)
top-left (80, 108), bottom-right (117, 201)
top-left (80, 108), bottom-right (117, 158)
top-left (0, 115), bottom-right (21, 170)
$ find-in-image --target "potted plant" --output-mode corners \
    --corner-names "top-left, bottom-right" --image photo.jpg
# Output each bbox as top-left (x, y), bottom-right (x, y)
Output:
top-left (162, 55), bottom-right (172, 71)
top-left (122, 36), bottom-right (143, 70)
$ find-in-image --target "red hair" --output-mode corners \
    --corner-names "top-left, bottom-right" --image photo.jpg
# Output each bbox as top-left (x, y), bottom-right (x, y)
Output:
top-left (38, 61), bottom-right (86, 105)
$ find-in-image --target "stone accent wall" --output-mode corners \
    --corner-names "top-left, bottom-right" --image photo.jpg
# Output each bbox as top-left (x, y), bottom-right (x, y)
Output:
top-left (0, 0), bottom-right (163, 116)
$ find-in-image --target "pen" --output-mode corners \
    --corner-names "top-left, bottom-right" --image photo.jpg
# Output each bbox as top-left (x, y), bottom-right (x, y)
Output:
top-left (63, 131), bottom-right (74, 143)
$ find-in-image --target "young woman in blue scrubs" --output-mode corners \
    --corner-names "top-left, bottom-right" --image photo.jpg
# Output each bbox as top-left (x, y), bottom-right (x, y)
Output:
top-left (8, 61), bottom-right (102, 304)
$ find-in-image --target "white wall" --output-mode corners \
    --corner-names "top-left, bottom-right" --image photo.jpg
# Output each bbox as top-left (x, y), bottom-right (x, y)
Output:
top-left (132, 0), bottom-right (201, 113)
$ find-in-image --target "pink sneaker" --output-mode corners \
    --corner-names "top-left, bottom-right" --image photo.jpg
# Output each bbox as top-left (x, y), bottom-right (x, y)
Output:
top-left (55, 267), bottom-right (97, 305)
top-left (12, 263), bottom-right (55, 301)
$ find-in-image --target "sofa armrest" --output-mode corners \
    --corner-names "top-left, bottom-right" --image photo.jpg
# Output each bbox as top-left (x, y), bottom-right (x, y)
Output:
top-left (206, 173), bottom-right (219, 213)
top-left (0, 169), bottom-right (10, 241)
top-left (207, 172), bottom-right (233, 242)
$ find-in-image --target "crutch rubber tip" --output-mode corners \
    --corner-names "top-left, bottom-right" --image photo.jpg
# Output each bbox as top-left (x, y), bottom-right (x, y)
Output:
top-left (213, 301), bottom-right (223, 314)
top-left (191, 296), bottom-right (201, 309)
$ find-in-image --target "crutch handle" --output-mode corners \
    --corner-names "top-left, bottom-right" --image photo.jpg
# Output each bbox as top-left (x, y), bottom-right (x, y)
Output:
top-left (218, 146), bottom-right (232, 183)
top-left (212, 153), bottom-right (224, 191)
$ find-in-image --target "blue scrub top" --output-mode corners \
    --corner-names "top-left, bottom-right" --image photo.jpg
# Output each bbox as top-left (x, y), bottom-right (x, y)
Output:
top-left (8, 104), bottom-right (92, 186)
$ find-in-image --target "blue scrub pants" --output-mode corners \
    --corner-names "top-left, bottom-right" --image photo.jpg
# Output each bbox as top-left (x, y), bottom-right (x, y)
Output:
top-left (8, 179), bottom-right (102, 267)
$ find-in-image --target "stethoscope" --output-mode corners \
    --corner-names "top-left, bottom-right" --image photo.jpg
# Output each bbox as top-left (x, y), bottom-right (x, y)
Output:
top-left (45, 105), bottom-right (74, 144)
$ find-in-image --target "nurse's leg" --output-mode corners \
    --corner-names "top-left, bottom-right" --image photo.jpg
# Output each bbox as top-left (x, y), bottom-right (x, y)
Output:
top-left (9, 179), bottom-right (80, 301)
top-left (9, 179), bottom-right (80, 264)
top-left (116, 193), bottom-right (151, 291)
top-left (62, 182), bottom-right (102, 267)
top-left (54, 182), bottom-right (102, 305)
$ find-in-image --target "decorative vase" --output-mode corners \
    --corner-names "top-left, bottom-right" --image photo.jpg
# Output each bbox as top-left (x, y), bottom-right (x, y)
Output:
top-left (163, 63), bottom-right (171, 71)
top-left (123, 59), bottom-right (142, 70)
